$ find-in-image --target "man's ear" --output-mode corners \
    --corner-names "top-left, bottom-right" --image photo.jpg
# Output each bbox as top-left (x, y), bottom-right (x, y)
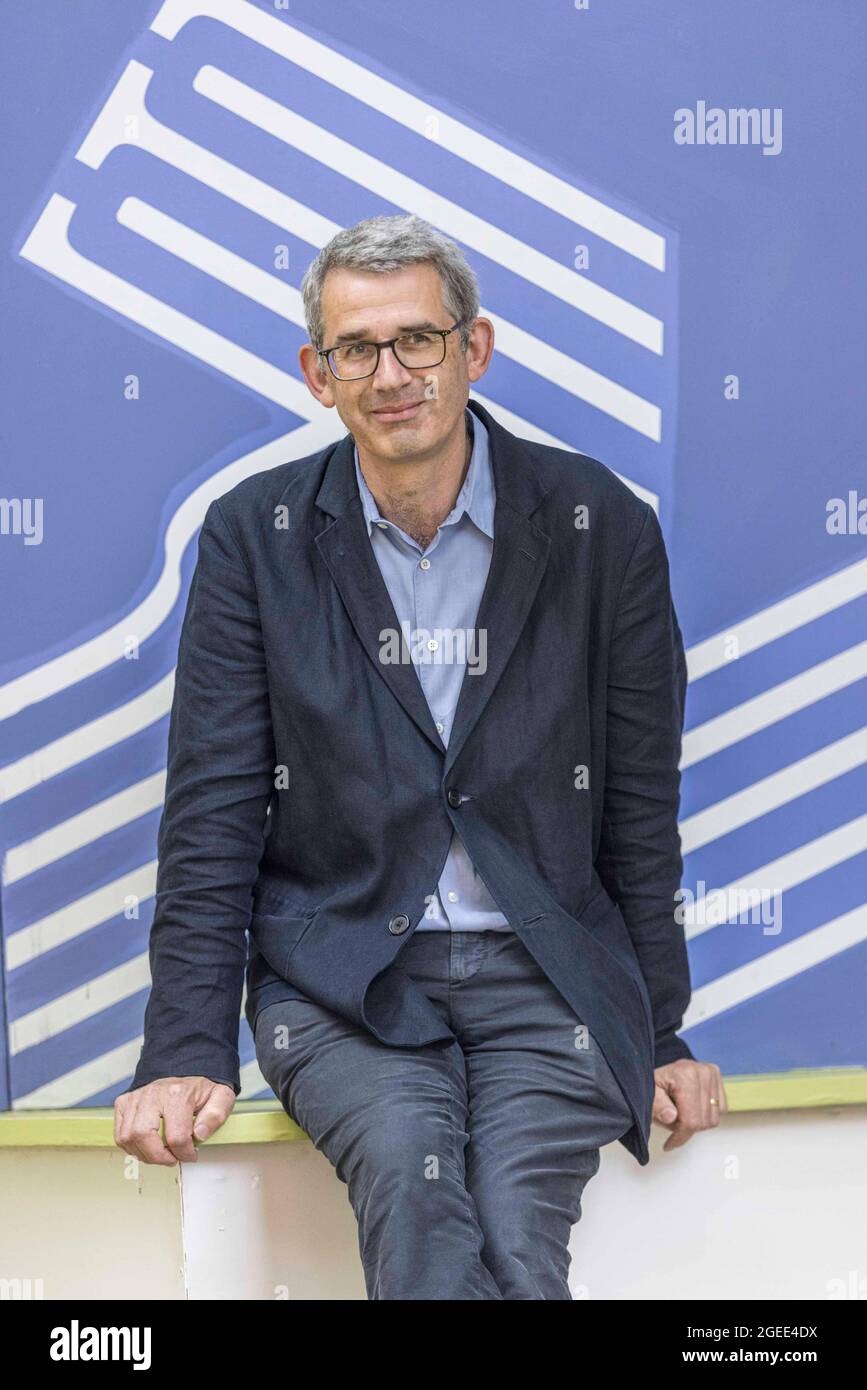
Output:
top-left (299, 343), bottom-right (336, 407)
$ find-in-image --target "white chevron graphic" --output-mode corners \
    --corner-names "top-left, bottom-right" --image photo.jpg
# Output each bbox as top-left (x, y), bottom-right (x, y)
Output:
top-left (117, 194), bottom-right (661, 439)
top-left (150, 0), bottom-right (666, 268)
top-left (193, 63), bottom-right (663, 352)
top-left (0, 420), bottom-right (337, 722)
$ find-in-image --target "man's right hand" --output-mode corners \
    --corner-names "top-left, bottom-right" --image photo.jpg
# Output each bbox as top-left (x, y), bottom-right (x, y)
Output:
top-left (114, 1077), bottom-right (236, 1165)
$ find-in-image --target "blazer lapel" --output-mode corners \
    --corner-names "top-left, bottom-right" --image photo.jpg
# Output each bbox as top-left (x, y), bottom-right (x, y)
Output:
top-left (314, 436), bottom-right (447, 753)
top-left (443, 400), bottom-right (551, 776)
top-left (312, 399), bottom-right (554, 769)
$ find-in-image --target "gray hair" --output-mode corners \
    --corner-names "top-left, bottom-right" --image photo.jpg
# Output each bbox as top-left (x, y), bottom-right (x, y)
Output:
top-left (300, 213), bottom-right (480, 355)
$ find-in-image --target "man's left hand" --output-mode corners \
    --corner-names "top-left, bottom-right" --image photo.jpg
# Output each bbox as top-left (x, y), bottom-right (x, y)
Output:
top-left (652, 1059), bottom-right (727, 1151)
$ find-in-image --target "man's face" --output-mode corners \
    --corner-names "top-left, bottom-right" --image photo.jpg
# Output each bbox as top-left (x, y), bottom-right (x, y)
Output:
top-left (300, 262), bottom-right (491, 463)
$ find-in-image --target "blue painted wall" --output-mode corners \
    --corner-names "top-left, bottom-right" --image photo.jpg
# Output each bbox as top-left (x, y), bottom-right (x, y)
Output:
top-left (1, 0), bottom-right (864, 1109)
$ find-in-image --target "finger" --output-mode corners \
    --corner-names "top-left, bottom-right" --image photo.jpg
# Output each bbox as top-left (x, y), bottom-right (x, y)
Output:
top-left (669, 1063), bottom-right (705, 1135)
top-left (114, 1099), bottom-right (160, 1166)
top-left (129, 1101), bottom-right (181, 1166)
top-left (652, 1082), bottom-right (678, 1126)
top-left (113, 1099), bottom-right (131, 1154)
top-left (700, 1063), bottom-right (727, 1129)
top-left (191, 1091), bottom-right (235, 1143)
top-left (697, 1065), bottom-right (719, 1129)
top-left (708, 1072), bottom-right (723, 1127)
top-left (662, 1119), bottom-right (695, 1151)
top-left (118, 1122), bottom-right (176, 1166)
top-left (161, 1089), bottom-right (199, 1163)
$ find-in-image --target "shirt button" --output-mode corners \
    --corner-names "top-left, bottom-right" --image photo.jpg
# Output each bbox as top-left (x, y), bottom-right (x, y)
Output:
top-left (447, 891), bottom-right (459, 903)
top-left (435, 721), bottom-right (444, 734)
top-left (419, 557), bottom-right (431, 570)
top-left (388, 914), bottom-right (410, 934)
top-left (427, 638), bottom-right (438, 651)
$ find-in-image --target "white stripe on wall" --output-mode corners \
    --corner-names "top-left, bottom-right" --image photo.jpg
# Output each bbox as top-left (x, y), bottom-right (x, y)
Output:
top-left (3, 773), bottom-right (166, 886)
top-left (119, 195), bottom-right (662, 438)
top-left (0, 411), bottom-right (339, 721)
top-left (10, 953), bottom-right (151, 1055)
top-left (0, 674), bottom-right (174, 803)
top-left (683, 903), bottom-right (867, 1029)
top-left (683, 811), bottom-right (867, 938)
top-left (680, 725), bottom-right (867, 854)
top-left (194, 64), bottom-right (664, 353)
top-left (686, 556), bottom-right (867, 683)
top-left (12, 1038), bottom-right (145, 1108)
top-left (150, 0), bottom-right (667, 268)
top-left (5, 862), bottom-right (157, 970)
top-left (682, 640), bottom-right (867, 769)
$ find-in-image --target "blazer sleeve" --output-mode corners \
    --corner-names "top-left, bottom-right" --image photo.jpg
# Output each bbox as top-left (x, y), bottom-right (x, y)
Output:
top-left (595, 501), bottom-right (694, 1068)
top-left (127, 498), bottom-right (276, 1095)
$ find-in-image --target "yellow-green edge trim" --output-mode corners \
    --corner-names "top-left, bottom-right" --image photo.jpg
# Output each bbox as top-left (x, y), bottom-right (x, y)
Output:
top-left (0, 1068), bottom-right (865, 1148)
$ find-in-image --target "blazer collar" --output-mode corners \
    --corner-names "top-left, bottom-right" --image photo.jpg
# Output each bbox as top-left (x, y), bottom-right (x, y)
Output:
top-left (312, 398), bottom-right (554, 772)
top-left (352, 406), bottom-right (495, 542)
top-left (314, 397), bottom-right (551, 522)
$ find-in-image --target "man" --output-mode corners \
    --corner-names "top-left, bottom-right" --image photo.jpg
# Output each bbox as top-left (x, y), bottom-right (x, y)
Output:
top-left (116, 213), bottom-right (726, 1300)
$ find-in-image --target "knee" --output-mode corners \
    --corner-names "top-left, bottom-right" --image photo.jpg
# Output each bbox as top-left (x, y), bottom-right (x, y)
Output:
top-left (340, 1110), bottom-right (452, 1199)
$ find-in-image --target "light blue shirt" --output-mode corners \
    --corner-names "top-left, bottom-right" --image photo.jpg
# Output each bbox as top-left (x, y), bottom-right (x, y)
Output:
top-left (353, 407), bottom-right (512, 932)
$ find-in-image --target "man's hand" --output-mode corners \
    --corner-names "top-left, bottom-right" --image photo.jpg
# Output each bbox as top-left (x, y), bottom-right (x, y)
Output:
top-left (652, 1059), bottom-right (727, 1151)
top-left (114, 1077), bottom-right (236, 1166)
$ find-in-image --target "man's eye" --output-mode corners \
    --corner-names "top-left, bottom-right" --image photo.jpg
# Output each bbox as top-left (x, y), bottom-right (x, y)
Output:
top-left (346, 343), bottom-right (370, 356)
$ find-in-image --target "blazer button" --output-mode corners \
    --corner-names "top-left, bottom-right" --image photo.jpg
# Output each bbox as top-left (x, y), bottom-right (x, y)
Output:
top-left (388, 914), bottom-right (410, 934)
top-left (447, 788), bottom-right (462, 808)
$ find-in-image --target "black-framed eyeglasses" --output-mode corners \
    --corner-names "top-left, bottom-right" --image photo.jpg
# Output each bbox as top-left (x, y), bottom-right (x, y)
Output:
top-left (319, 320), bottom-right (468, 381)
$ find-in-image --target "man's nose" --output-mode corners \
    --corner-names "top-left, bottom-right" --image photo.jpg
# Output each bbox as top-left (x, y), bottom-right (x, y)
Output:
top-left (372, 344), bottom-right (414, 387)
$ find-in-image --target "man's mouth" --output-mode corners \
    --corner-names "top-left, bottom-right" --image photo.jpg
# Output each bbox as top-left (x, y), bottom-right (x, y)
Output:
top-left (371, 400), bottom-right (424, 421)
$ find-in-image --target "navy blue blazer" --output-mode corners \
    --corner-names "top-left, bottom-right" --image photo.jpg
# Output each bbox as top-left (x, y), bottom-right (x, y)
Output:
top-left (130, 397), bottom-right (694, 1165)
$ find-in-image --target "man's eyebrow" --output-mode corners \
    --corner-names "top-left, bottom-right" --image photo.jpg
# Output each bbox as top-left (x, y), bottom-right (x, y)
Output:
top-left (331, 320), bottom-right (440, 344)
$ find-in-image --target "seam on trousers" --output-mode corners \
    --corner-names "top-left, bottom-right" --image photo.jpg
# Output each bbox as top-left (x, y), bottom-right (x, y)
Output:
top-left (441, 1041), bottom-right (497, 1299)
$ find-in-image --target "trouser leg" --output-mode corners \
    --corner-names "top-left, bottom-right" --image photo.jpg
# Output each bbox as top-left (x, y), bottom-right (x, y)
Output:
top-left (447, 933), bottom-right (636, 1300)
top-left (254, 997), bottom-right (503, 1300)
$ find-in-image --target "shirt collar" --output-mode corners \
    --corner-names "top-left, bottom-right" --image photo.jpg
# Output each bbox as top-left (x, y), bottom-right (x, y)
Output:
top-left (353, 406), bottom-right (495, 541)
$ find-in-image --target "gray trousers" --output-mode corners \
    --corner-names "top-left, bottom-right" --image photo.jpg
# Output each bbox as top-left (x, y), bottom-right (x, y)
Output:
top-left (254, 928), bottom-right (635, 1300)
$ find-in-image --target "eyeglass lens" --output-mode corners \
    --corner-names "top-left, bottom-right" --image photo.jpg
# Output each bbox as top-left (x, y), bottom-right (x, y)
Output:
top-left (329, 331), bottom-right (446, 379)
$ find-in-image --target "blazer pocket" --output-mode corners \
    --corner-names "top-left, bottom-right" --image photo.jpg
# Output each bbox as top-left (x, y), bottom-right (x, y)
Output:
top-left (581, 895), bottom-right (642, 978)
top-left (249, 907), bottom-right (318, 979)
top-left (575, 883), bottom-right (613, 932)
